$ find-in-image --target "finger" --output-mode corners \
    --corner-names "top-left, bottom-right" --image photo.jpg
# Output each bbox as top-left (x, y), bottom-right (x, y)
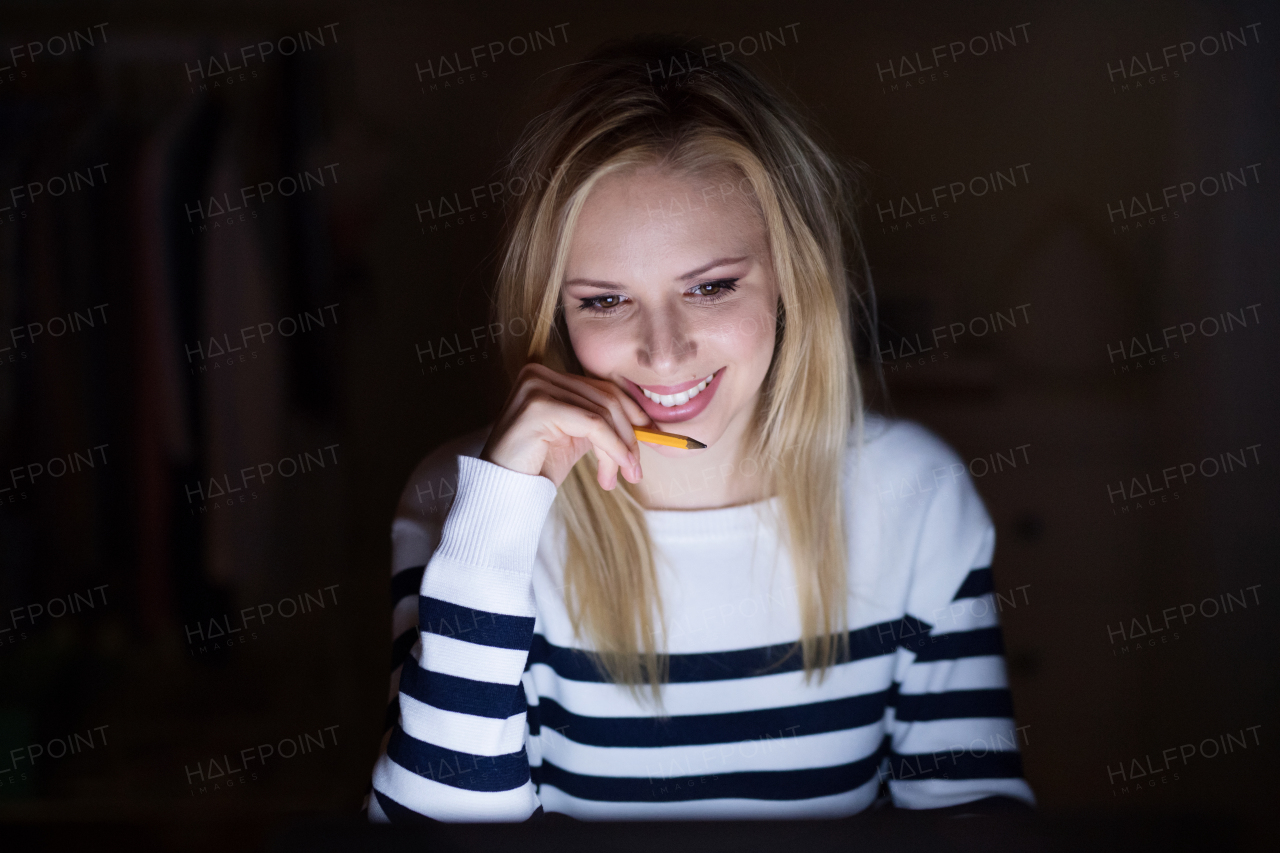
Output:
top-left (529, 368), bottom-right (648, 459)
top-left (573, 379), bottom-right (643, 460)
top-left (580, 375), bottom-right (652, 427)
top-left (578, 380), bottom-right (646, 481)
top-left (522, 391), bottom-right (637, 479)
top-left (570, 383), bottom-right (643, 482)
top-left (520, 374), bottom-right (642, 479)
top-left (595, 450), bottom-right (620, 491)
top-left (537, 399), bottom-right (637, 477)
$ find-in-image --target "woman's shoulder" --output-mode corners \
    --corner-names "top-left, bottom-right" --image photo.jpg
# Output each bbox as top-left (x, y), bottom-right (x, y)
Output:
top-left (848, 413), bottom-right (996, 618)
top-left (393, 423), bottom-right (493, 523)
top-left (850, 412), bottom-right (970, 486)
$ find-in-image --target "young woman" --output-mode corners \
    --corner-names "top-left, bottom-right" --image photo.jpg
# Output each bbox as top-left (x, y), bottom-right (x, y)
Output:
top-left (367, 37), bottom-right (1035, 823)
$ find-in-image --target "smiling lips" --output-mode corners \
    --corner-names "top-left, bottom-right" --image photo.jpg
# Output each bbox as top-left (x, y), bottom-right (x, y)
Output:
top-left (639, 372), bottom-right (716, 407)
top-left (625, 368), bottom-right (724, 424)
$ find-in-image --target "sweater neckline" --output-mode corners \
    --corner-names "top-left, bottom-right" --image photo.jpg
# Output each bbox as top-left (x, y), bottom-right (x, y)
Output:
top-left (641, 494), bottom-right (782, 539)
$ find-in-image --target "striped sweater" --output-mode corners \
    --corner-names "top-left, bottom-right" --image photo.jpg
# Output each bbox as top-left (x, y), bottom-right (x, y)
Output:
top-left (367, 414), bottom-right (1035, 822)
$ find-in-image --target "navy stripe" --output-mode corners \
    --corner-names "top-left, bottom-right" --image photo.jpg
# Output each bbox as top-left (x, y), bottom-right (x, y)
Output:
top-left (387, 722), bottom-right (529, 792)
top-left (527, 618), bottom-right (919, 684)
top-left (912, 627), bottom-right (1005, 662)
top-left (527, 693), bottom-right (542, 737)
top-left (537, 740), bottom-right (889, 803)
top-left (399, 660), bottom-right (527, 719)
top-left (420, 596), bottom-right (535, 650)
top-left (878, 616), bottom-right (935, 650)
top-left (390, 565), bottom-right (424, 605)
top-left (894, 688), bottom-right (1015, 722)
top-left (534, 690), bottom-right (890, 748)
top-left (529, 757), bottom-right (544, 790)
top-left (952, 567), bottom-right (993, 601)
top-left (859, 617), bottom-right (932, 657)
top-left (383, 698), bottom-right (399, 734)
top-left (884, 747), bottom-right (1023, 781)
top-left (390, 627), bottom-right (417, 672)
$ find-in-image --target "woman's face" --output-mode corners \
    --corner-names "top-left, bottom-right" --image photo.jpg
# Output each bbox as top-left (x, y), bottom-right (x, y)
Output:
top-left (561, 164), bottom-right (779, 456)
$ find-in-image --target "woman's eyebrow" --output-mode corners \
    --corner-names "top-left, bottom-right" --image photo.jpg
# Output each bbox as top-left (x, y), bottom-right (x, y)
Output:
top-left (563, 277), bottom-right (624, 290)
top-left (677, 255), bottom-right (750, 280)
top-left (564, 256), bottom-right (751, 290)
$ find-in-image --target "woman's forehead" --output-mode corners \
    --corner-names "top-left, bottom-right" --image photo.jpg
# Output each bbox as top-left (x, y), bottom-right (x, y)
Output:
top-left (587, 162), bottom-right (756, 208)
top-left (567, 166), bottom-right (766, 272)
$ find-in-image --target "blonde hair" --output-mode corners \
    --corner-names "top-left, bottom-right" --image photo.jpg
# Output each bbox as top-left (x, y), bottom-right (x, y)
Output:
top-left (493, 36), bottom-right (870, 711)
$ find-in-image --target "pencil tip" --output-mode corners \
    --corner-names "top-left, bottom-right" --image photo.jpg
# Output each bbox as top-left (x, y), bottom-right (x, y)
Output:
top-left (687, 438), bottom-right (707, 449)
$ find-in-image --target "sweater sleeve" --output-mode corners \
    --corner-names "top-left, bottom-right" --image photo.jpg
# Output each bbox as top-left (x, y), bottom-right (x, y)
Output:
top-left (368, 452), bottom-right (559, 823)
top-left (881, 432), bottom-right (1036, 811)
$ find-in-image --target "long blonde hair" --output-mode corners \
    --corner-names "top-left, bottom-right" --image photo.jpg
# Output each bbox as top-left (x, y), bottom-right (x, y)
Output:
top-left (493, 36), bottom-right (870, 711)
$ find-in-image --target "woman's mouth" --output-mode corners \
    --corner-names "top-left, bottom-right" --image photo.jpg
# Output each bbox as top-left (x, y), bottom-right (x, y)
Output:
top-left (624, 368), bottom-right (725, 423)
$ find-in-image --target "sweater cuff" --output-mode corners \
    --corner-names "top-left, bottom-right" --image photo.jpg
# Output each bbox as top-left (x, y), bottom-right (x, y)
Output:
top-left (433, 454), bottom-right (559, 574)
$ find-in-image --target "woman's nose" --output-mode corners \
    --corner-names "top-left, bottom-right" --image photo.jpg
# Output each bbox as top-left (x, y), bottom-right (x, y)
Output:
top-left (635, 306), bottom-right (697, 374)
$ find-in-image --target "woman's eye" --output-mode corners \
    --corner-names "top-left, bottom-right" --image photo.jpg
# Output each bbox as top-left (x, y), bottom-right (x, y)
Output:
top-left (576, 279), bottom-right (738, 314)
top-left (693, 279), bottom-right (739, 299)
top-left (578, 294), bottom-right (624, 313)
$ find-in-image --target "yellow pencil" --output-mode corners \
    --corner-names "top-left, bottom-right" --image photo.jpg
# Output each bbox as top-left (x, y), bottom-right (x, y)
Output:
top-left (634, 426), bottom-right (706, 450)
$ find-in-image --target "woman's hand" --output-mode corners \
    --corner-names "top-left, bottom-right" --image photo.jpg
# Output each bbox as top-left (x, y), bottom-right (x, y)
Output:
top-left (479, 362), bottom-right (651, 490)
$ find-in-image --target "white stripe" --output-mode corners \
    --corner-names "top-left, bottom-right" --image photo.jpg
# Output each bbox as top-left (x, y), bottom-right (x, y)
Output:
top-left (521, 670), bottom-right (538, 704)
top-left (398, 690), bottom-right (526, 756)
top-left (900, 654), bottom-right (1008, 693)
top-left (420, 632), bottom-right (529, 685)
top-left (537, 774), bottom-right (879, 820)
top-left (891, 716), bottom-right (1025, 757)
top-left (423, 557), bottom-right (536, 617)
top-left (373, 752), bottom-right (539, 821)
top-left (889, 776), bottom-right (1035, 809)
top-left (529, 653), bottom-right (896, 718)
top-left (536, 718), bottom-right (885, 779)
top-left (972, 525), bottom-right (995, 569)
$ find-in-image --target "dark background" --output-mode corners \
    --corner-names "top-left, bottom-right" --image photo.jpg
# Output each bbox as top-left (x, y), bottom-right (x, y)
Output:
top-left (0, 0), bottom-right (1275, 850)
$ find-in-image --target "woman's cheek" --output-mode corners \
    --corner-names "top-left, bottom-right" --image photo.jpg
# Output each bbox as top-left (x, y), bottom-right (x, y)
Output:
top-left (711, 305), bottom-right (775, 363)
top-left (696, 307), bottom-right (755, 352)
top-left (567, 323), bottom-right (621, 372)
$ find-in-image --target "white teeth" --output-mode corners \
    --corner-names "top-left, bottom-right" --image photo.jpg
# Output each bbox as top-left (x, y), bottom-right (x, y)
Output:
top-left (641, 373), bottom-right (716, 407)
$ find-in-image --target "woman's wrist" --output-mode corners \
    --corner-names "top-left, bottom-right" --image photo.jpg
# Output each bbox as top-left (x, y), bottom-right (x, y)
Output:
top-left (433, 454), bottom-right (558, 574)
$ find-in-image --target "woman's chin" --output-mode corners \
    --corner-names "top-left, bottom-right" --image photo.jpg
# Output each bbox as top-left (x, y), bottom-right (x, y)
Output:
top-left (638, 418), bottom-right (723, 458)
